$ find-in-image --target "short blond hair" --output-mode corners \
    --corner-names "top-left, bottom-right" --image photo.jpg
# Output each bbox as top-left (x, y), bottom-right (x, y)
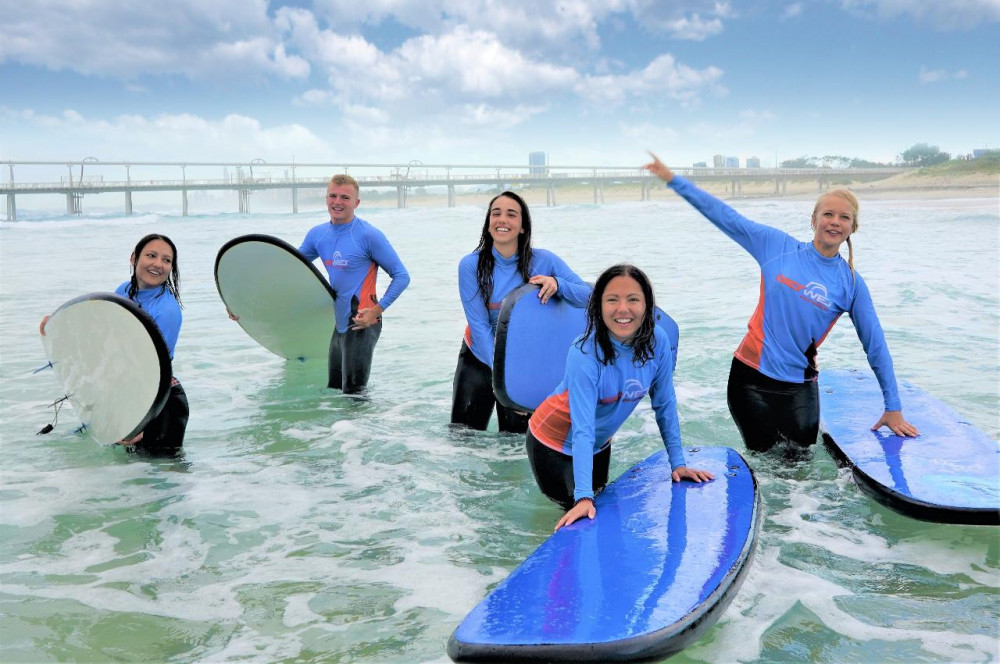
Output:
top-left (329, 174), bottom-right (359, 194)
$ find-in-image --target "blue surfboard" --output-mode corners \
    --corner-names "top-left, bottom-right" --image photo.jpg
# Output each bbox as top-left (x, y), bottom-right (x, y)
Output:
top-left (820, 368), bottom-right (999, 525)
top-left (448, 446), bottom-right (761, 662)
top-left (494, 283), bottom-right (679, 413)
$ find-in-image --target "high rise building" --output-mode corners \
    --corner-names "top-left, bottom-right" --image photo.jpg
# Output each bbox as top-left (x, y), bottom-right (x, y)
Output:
top-left (529, 152), bottom-right (548, 175)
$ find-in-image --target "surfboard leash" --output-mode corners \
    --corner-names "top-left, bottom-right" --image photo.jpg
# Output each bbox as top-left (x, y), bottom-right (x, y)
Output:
top-left (36, 395), bottom-right (69, 435)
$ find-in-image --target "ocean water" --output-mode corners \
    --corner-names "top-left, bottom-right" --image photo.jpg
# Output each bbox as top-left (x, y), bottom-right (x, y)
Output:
top-left (1, 195), bottom-right (998, 663)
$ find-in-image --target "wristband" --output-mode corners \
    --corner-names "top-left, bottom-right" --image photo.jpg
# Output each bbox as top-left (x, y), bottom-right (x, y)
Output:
top-left (573, 496), bottom-right (594, 508)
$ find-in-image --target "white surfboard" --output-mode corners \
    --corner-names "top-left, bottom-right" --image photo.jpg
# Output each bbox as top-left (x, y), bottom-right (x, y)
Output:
top-left (40, 293), bottom-right (172, 444)
top-left (215, 234), bottom-right (337, 361)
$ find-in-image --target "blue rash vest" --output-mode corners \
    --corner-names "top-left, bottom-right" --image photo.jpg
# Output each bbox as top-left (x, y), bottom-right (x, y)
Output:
top-left (530, 326), bottom-right (686, 501)
top-left (458, 247), bottom-right (592, 369)
top-left (115, 283), bottom-right (182, 359)
top-left (668, 175), bottom-right (901, 411)
top-left (299, 216), bottom-right (410, 334)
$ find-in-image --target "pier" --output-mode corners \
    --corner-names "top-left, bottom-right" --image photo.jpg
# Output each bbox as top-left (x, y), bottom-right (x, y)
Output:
top-left (1, 160), bottom-right (907, 221)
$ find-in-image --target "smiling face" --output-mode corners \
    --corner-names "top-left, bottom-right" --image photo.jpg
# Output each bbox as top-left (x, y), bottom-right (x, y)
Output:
top-left (327, 182), bottom-right (360, 224)
top-left (811, 193), bottom-right (858, 257)
top-left (132, 239), bottom-right (174, 290)
top-left (601, 275), bottom-right (646, 343)
top-left (488, 195), bottom-right (524, 257)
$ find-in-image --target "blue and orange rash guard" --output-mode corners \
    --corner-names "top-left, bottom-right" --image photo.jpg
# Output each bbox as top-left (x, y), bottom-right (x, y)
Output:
top-left (458, 248), bottom-right (592, 369)
top-left (529, 326), bottom-right (686, 501)
top-left (668, 175), bottom-right (902, 411)
top-left (299, 216), bottom-right (410, 334)
top-left (115, 283), bottom-right (182, 359)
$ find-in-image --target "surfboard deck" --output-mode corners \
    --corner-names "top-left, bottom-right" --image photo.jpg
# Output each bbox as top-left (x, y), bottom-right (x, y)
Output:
top-left (40, 293), bottom-right (172, 444)
top-left (448, 446), bottom-right (760, 663)
top-left (494, 283), bottom-right (679, 413)
top-left (820, 368), bottom-right (999, 525)
top-left (215, 234), bottom-right (336, 362)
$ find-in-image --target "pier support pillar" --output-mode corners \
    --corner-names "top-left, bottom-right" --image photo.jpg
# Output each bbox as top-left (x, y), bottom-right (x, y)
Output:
top-left (641, 180), bottom-right (651, 201)
top-left (125, 191), bottom-right (133, 215)
top-left (238, 187), bottom-right (250, 213)
top-left (447, 184), bottom-right (455, 208)
top-left (593, 181), bottom-right (604, 205)
top-left (292, 187), bottom-right (298, 214)
top-left (182, 189), bottom-right (188, 216)
top-left (397, 186), bottom-right (406, 209)
top-left (5, 193), bottom-right (15, 221)
top-left (66, 192), bottom-right (82, 215)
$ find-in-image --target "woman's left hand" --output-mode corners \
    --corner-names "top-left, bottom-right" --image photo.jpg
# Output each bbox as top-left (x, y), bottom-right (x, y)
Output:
top-left (672, 466), bottom-right (715, 483)
top-left (872, 410), bottom-right (920, 437)
top-left (529, 275), bottom-right (558, 304)
top-left (352, 304), bottom-right (384, 330)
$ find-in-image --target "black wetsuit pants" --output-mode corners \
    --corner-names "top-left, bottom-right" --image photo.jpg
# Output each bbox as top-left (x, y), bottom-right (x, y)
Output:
top-left (525, 429), bottom-right (611, 510)
top-left (727, 357), bottom-right (819, 453)
top-left (133, 379), bottom-right (188, 456)
top-left (450, 342), bottom-right (529, 433)
top-left (329, 300), bottom-right (382, 394)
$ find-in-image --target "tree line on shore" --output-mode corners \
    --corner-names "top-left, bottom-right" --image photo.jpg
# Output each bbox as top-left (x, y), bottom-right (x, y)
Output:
top-left (781, 144), bottom-right (999, 170)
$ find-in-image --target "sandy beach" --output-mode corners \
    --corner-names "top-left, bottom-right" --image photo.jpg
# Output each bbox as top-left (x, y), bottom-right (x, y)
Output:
top-left (357, 171), bottom-right (999, 210)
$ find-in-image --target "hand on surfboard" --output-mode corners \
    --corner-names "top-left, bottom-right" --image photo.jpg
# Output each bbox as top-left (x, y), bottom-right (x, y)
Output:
top-left (555, 498), bottom-right (595, 531)
top-left (226, 308), bottom-right (240, 322)
top-left (352, 304), bottom-right (383, 330)
top-left (872, 410), bottom-right (920, 437)
top-left (528, 275), bottom-right (558, 304)
top-left (39, 315), bottom-right (50, 336)
top-left (672, 466), bottom-right (715, 483)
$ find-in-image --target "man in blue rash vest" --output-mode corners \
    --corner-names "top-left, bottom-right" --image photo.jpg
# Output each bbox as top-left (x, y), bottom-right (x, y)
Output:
top-left (299, 174), bottom-right (410, 393)
top-left (452, 191), bottom-right (591, 433)
top-left (643, 153), bottom-right (918, 453)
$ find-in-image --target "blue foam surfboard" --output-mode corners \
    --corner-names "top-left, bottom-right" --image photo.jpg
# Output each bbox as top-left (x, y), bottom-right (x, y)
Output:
top-left (40, 293), bottom-right (172, 444)
top-left (820, 368), bottom-right (999, 525)
top-left (215, 234), bottom-right (337, 362)
top-left (448, 446), bottom-right (761, 662)
top-left (494, 283), bottom-right (679, 413)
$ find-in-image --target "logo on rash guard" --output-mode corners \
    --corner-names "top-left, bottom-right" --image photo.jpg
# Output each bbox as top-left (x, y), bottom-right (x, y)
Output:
top-left (622, 378), bottom-right (647, 402)
top-left (598, 379), bottom-right (648, 405)
top-left (776, 274), bottom-right (831, 311)
top-left (324, 251), bottom-right (349, 269)
top-left (801, 282), bottom-right (832, 310)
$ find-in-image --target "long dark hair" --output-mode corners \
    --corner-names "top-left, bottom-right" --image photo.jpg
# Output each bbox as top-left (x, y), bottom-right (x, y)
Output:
top-left (580, 264), bottom-right (656, 366)
top-left (127, 233), bottom-right (182, 306)
top-left (474, 191), bottom-right (533, 306)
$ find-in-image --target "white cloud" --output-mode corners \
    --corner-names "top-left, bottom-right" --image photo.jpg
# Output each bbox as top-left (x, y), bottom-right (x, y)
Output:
top-left (841, 0), bottom-right (1000, 30)
top-left (918, 66), bottom-right (970, 83)
top-left (781, 3), bottom-right (804, 20)
top-left (576, 54), bottom-right (726, 108)
top-left (0, 108), bottom-right (330, 162)
top-left (739, 109), bottom-right (776, 122)
top-left (0, 0), bottom-right (308, 80)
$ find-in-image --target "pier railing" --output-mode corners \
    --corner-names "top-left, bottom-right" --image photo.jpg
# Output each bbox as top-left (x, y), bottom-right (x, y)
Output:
top-left (2, 160), bottom-right (908, 220)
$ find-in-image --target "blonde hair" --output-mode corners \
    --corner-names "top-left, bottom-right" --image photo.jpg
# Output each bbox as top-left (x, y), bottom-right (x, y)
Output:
top-left (813, 189), bottom-right (859, 278)
top-left (329, 174), bottom-right (360, 194)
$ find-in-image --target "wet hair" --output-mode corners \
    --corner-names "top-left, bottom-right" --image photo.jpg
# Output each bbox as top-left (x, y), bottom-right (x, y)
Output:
top-left (580, 264), bottom-right (656, 367)
top-left (474, 191), bottom-right (533, 306)
top-left (127, 234), bottom-right (182, 306)
top-left (329, 174), bottom-right (360, 195)
top-left (813, 189), bottom-right (860, 277)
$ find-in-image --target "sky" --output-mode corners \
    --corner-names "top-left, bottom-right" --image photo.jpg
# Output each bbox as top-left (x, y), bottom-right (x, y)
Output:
top-left (1, 0), bottom-right (998, 171)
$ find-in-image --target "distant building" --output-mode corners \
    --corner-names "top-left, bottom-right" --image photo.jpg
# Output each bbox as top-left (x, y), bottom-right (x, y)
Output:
top-left (746, 157), bottom-right (761, 168)
top-left (529, 151), bottom-right (548, 175)
top-left (712, 154), bottom-right (724, 168)
top-left (693, 161), bottom-right (707, 168)
top-left (725, 156), bottom-right (739, 168)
